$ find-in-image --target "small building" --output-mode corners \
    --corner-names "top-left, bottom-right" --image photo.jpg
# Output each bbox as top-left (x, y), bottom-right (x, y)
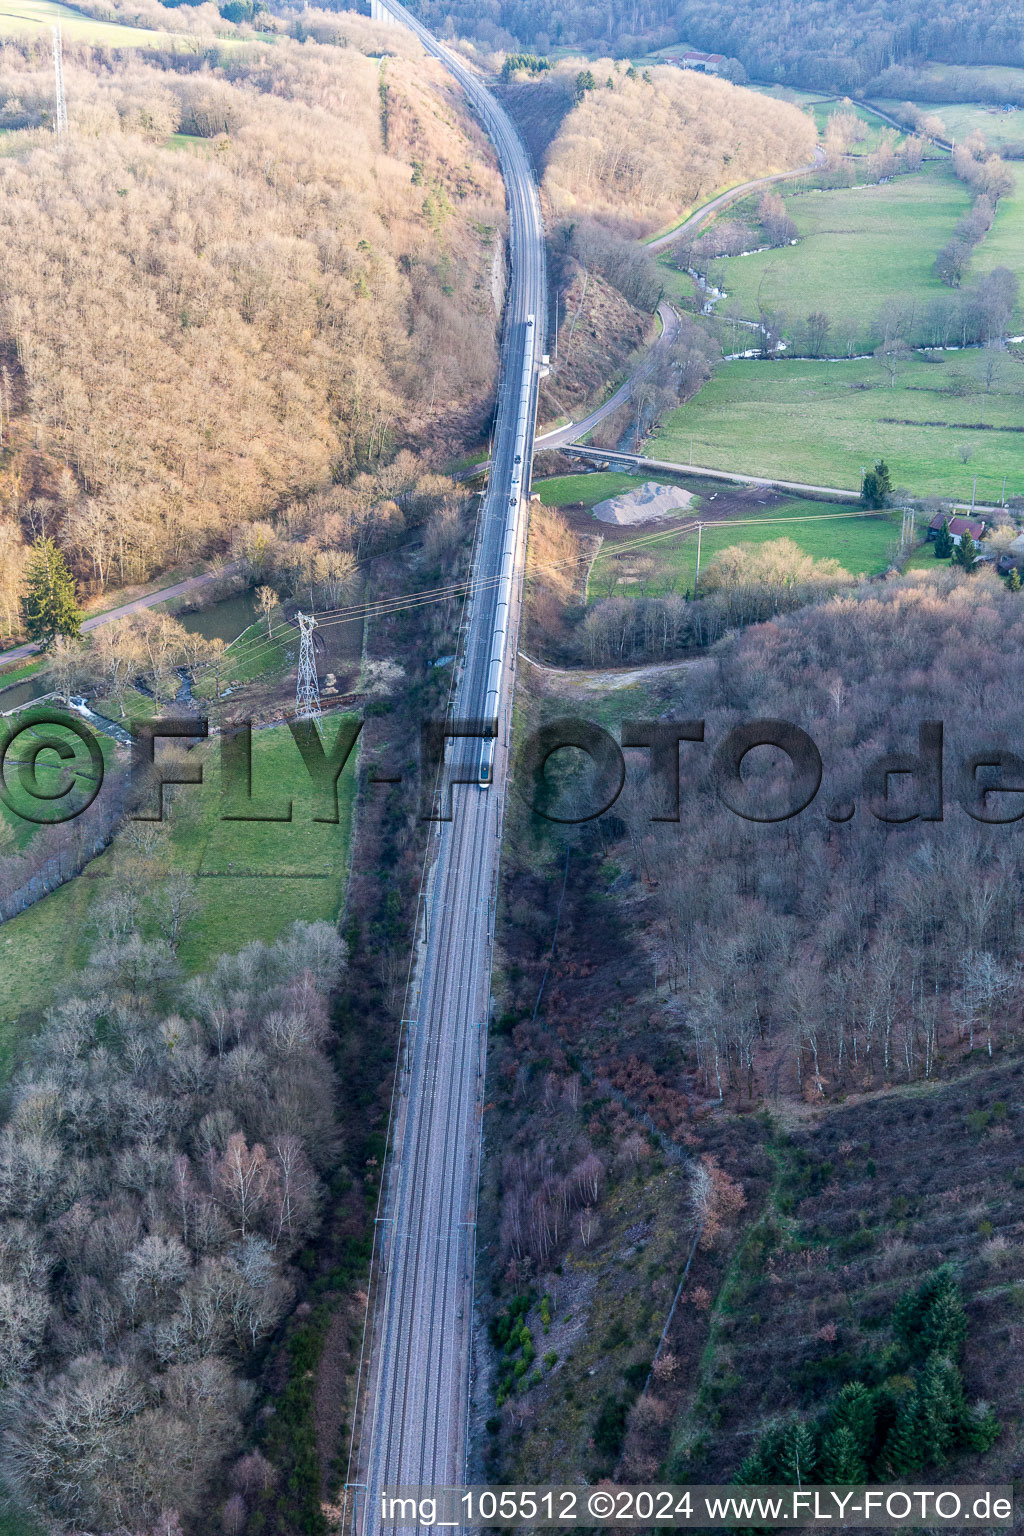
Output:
top-left (927, 512), bottom-right (987, 546)
top-left (678, 50), bottom-right (727, 72)
top-left (997, 532), bottom-right (1024, 572)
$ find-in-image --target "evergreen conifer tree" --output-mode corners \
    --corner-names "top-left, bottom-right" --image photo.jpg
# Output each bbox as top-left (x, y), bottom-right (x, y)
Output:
top-left (879, 1395), bottom-right (923, 1478)
top-left (920, 1275), bottom-right (968, 1360)
top-left (22, 537), bottom-right (81, 649)
top-left (819, 1423), bottom-right (868, 1484)
top-left (776, 1421), bottom-right (817, 1487)
top-left (827, 1380), bottom-right (878, 1462)
top-left (934, 519), bottom-right (954, 558)
top-left (918, 1352), bottom-right (966, 1465)
top-left (954, 529), bottom-right (978, 570)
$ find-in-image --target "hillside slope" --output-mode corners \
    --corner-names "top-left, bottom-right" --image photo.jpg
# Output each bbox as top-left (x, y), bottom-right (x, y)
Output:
top-left (543, 65), bottom-right (817, 237)
top-left (0, 17), bottom-right (503, 599)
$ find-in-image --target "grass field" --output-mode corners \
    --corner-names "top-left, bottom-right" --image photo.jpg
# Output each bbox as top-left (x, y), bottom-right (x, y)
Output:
top-left (974, 178), bottom-right (1024, 329)
top-left (0, 718), bottom-right (357, 1073)
top-left (0, 656), bottom-right (44, 687)
top-left (904, 63), bottom-right (1024, 97)
top-left (875, 98), bottom-right (1024, 151)
top-left (809, 99), bottom-right (897, 155)
top-left (750, 84), bottom-right (832, 108)
top-left (535, 470), bottom-right (699, 510)
top-left (651, 348), bottom-right (1024, 500)
top-left (191, 615), bottom-right (296, 700)
top-left (588, 498), bottom-right (903, 598)
top-left (1, 713), bottom-right (116, 854)
top-left (663, 161), bottom-right (973, 353)
top-left (0, 0), bottom-right (180, 46)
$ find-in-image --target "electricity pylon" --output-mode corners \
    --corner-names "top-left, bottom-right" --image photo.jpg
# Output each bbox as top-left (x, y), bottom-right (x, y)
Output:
top-left (295, 610), bottom-right (322, 726)
top-left (52, 25), bottom-right (68, 143)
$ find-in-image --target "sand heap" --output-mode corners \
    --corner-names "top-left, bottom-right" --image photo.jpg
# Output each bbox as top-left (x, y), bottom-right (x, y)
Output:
top-left (592, 480), bottom-right (694, 526)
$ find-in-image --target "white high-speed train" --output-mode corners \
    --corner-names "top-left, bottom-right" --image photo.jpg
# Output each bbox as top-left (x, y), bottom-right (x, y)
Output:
top-left (478, 314), bottom-right (535, 788)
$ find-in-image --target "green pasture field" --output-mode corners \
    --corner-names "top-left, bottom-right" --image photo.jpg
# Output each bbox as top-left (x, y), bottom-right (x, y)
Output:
top-left (588, 498), bottom-right (903, 599)
top-left (0, 0), bottom-right (179, 46)
top-left (0, 656), bottom-right (44, 686)
top-left (974, 180), bottom-right (1024, 329)
top-left (750, 83), bottom-right (832, 108)
top-left (534, 470), bottom-right (699, 509)
top-left (166, 131), bottom-right (212, 149)
top-left (904, 63), bottom-right (1024, 97)
top-left (0, 712), bottom-right (117, 854)
top-left (809, 99), bottom-right (898, 154)
top-left (0, 718), bottom-right (356, 1070)
top-left (675, 161), bottom-right (973, 352)
top-left (651, 349), bottom-right (1024, 501)
top-left (874, 98), bottom-right (1024, 151)
top-left (190, 615), bottom-right (295, 700)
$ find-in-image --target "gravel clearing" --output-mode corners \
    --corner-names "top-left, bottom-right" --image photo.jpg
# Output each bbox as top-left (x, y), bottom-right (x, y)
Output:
top-left (592, 480), bottom-right (694, 525)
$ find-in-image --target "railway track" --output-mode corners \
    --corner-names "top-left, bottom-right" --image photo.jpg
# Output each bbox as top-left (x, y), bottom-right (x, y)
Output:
top-left (347, 4), bottom-right (547, 1531)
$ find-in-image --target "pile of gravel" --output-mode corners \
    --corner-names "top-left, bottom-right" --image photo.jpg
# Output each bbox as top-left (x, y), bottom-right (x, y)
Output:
top-left (592, 480), bottom-right (694, 525)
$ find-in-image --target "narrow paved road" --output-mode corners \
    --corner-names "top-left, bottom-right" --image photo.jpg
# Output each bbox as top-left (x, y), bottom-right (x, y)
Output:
top-left (535, 299), bottom-right (680, 451)
top-left (567, 443), bottom-right (860, 500)
top-left (646, 145), bottom-right (826, 252)
top-left (566, 445), bottom-right (1011, 513)
top-left (0, 562), bottom-right (241, 667)
top-left (350, 4), bottom-right (545, 1533)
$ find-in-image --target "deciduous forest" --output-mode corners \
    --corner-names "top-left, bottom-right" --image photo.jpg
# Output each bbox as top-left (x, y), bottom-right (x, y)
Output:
top-left (0, 16), bottom-right (503, 603)
top-left (405, 0), bottom-right (1024, 98)
top-left (542, 65), bottom-right (816, 237)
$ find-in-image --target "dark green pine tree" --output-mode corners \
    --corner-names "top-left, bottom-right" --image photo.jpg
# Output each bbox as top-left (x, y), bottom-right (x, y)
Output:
top-left (873, 460), bottom-right (893, 500)
top-left (878, 1394), bottom-right (923, 1478)
top-left (1008, 564), bottom-right (1022, 591)
top-left (954, 529), bottom-right (978, 571)
top-left (920, 1276), bottom-right (969, 1360)
top-left (827, 1380), bottom-right (878, 1463)
top-left (962, 1400), bottom-right (1001, 1454)
top-left (776, 1421), bottom-right (818, 1487)
top-left (734, 1425), bottom-right (785, 1484)
top-left (894, 1265), bottom-right (963, 1363)
top-left (861, 468), bottom-right (880, 509)
top-left (917, 1351), bottom-right (966, 1466)
top-left (22, 536), bottom-right (82, 649)
top-left (933, 518), bottom-right (954, 558)
top-left (818, 1423), bottom-right (868, 1484)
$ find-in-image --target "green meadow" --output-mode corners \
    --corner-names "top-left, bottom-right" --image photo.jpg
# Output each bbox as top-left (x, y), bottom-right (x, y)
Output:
top-left (0, 0), bottom-right (181, 46)
top-left (1, 712), bottom-right (116, 854)
top-left (875, 98), bottom-right (1024, 152)
top-left (651, 348), bottom-right (1024, 501)
top-left (588, 498), bottom-right (902, 598)
top-left (535, 470), bottom-right (699, 509)
top-left (675, 162), bottom-right (973, 352)
top-left (974, 179), bottom-right (1024, 329)
top-left (809, 99), bottom-right (901, 155)
top-left (0, 718), bottom-right (357, 1071)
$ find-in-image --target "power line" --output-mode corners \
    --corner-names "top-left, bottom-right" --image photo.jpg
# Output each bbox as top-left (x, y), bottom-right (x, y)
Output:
top-left (184, 505), bottom-right (883, 689)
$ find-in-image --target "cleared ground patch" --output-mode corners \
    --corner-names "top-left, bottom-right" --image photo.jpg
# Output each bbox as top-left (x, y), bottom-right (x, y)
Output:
top-left (535, 470), bottom-right (694, 509)
top-left (689, 162), bottom-right (972, 353)
top-left (652, 349), bottom-right (1024, 500)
